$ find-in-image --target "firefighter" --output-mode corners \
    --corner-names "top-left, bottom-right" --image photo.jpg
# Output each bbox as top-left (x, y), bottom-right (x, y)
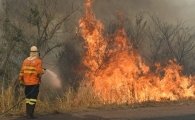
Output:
top-left (19, 46), bottom-right (44, 119)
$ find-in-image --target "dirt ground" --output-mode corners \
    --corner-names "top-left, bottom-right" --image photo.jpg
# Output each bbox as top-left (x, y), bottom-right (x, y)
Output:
top-left (2, 102), bottom-right (195, 120)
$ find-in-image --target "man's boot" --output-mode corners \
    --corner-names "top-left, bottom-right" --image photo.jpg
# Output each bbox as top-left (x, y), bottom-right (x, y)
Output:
top-left (26, 103), bottom-right (30, 118)
top-left (29, 105), bottom-right (36, 119)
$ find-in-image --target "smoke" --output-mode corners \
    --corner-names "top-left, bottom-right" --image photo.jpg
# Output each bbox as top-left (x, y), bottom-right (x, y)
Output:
top-left (92, 0), bottom-right (195, 26)
top-left (4, 0), bottom-right (195, 29)
top-left (56, 0), bottom-right (195, 88)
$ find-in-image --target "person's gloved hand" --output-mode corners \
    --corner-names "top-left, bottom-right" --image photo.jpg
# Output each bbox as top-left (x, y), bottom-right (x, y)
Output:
top-left (42, 68), bottom-right (47, 74)
top-left (19, 80), bottom-right (25, 87)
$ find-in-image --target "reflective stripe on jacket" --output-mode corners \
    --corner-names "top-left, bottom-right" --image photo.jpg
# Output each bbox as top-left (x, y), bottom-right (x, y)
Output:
top-left (19, 57), bottom-right (43, 85)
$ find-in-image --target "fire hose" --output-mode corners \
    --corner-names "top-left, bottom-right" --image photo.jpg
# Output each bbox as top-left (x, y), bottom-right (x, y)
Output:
top-left (0, 67), bottom-right (49, 117)
top-left (0, 85), bottom-right (38, 117)
top-left (0, 51), bottom-right (58, 117)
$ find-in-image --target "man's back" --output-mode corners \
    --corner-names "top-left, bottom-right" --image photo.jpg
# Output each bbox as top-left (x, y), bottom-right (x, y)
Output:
top-left (21, 57), bottom-right (43, 85)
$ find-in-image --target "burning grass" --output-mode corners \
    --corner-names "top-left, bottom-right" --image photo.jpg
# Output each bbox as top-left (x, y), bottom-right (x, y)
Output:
top-left (0, 76), bottom-right (192, 115)
top-left (79, 0), bottom-right (195, 104)
top-left (0, 84), bottom-right (195, 117)
top-left (1, 0), bottom-right (195, 117)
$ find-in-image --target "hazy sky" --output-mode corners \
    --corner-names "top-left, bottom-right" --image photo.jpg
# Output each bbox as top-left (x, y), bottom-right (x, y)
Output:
top-left (0, 0), bottom-right (195, 26)
top-left (92, 0), bottom-right (195, 26)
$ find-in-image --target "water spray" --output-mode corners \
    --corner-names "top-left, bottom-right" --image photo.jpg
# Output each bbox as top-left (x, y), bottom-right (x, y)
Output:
top-left (41, 60), bottom-right (62, 88)
top-left (43, 69), bottom-right (62, 89)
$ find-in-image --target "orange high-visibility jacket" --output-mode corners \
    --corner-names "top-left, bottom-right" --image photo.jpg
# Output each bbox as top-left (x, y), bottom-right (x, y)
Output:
top-left (19, 57), bottom-right (43, 85)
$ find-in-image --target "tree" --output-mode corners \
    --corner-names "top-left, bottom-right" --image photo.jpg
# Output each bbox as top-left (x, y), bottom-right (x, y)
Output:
top-left (0, 0), bottom-right (79, 86)
top-left (148, 16), bottom-right (195, 74)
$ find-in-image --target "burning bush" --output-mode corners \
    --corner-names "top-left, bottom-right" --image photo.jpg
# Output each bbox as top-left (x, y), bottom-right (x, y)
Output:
top-left (79, 0), bottom-right (195, 104)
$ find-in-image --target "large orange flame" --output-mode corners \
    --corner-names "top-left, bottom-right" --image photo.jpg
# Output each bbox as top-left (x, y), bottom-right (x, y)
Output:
top-left (79, 0), bottom-right (195, 104)
top-left (79, 0), bottom-right (107, 74)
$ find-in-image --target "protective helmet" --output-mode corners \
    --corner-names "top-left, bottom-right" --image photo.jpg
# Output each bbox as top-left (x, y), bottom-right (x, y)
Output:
top-left (30, 46), bottom-right (38, 52)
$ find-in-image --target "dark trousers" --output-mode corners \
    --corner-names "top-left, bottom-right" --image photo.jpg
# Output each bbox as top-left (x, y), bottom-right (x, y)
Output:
top-left (25, 85), bottom-right (39, 117)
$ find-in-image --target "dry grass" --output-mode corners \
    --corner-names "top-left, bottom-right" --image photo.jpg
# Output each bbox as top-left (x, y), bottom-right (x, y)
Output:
top-left (0, 87), bottom-right (16, 112)
top-left (1, 83), bottom-right (195, 117)
top-left (36, 84), bottom-right (101, 113)
top-left (0, 86), bottom-right (25, 116)
top-left (0, 83), bottom-right (101, 116)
